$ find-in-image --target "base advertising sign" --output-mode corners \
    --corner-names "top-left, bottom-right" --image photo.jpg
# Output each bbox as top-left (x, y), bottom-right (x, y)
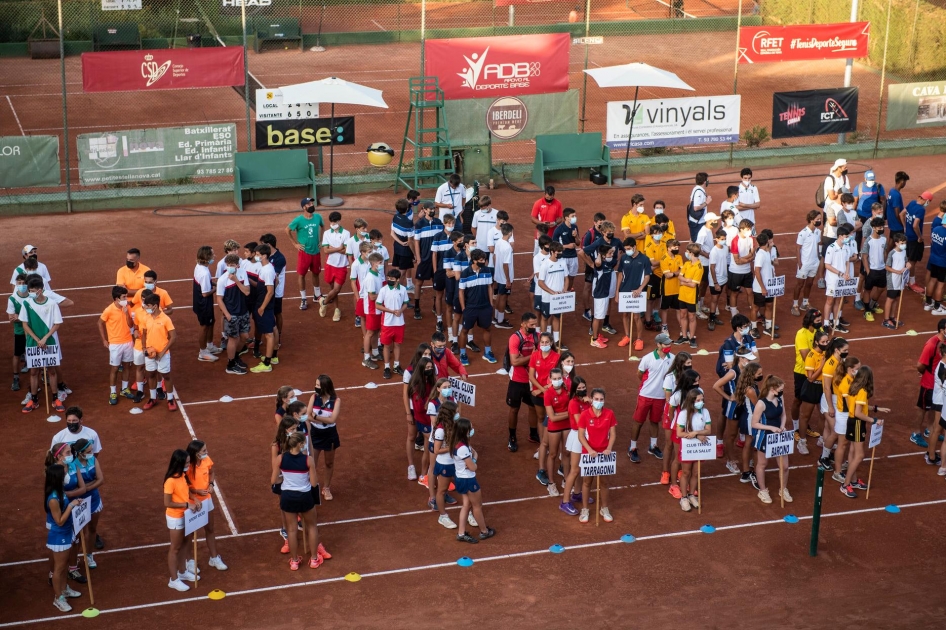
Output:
top-left (606, 95), bottom-right (741, 149)
top-left (887, 81), bottom-right (946, 131)
top-left (0, 136), bottom-right (60, 188)
top-left (738, 22), bottom-right (869, 64)
top-left (424, 34), bottom-right (569, 100)
top-left (771, 88), bottom-right (858, 139)
top-left (255, 117), bottom-right (355, 150)
top-left (82, 47), bottom-right (245, 93)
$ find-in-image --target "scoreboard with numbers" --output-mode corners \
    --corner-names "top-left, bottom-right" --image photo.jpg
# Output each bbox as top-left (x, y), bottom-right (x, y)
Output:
top-left (255, 89), bottom-right (319, 121)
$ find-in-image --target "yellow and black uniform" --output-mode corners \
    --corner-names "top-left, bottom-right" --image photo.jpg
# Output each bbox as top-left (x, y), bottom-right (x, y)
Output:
top-left (846, 388), bottom-right (870, 442)
top-left (644, 238), bottom-right (667, 301)
top-left (678, 259), bottom-right (703, 313)
top-left (659, 253), bottom-right (683, 311)
top-left (821, 355), bottom-right (840, 411)
top-left (799, 348), bottom-right (824, 404)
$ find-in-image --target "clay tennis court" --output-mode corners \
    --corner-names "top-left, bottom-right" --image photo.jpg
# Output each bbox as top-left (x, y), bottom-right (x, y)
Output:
top-left (1, 153), bottom-right (945, 627)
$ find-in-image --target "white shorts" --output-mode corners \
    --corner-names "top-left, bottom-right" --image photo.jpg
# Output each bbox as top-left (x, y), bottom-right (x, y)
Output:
top-left (145, 351), bottom-right (172, 374)
top-left (834, 411), bottom-right (849, 435)
top-left (593, 297), bottom-right (610, 320)
top-left (133, 348), bottom-right (146, 366)
top-left (825, 276), bottom-right (840, 297)
top-left (564, 258), bottom-right (579, 277)
top-left (565, 429), bottom-right (583, 454)
top-left (108, 342), bottom-right (134, 367)
top-left (796, 263), bottom-right (819, 279)
top-left (820, 393), bottom-right (836, 415)
top-left (166, 515), bottom-right (184, 530)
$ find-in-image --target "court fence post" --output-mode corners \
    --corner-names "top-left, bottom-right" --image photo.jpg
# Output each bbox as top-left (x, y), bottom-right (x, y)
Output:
top-left (809, 466), bottom-right (825, 557)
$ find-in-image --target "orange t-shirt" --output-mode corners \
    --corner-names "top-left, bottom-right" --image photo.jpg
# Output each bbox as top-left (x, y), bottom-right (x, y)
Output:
top-left (130, 286), bottom-right (173, 310)
top-left (100, 303), bottom-right (132, 345)
top-left (186, 456), bottom-right (213, 491)
top-left (144, 311), bottom-right (175, 354)
top-left (164, 475), bottom-right (190, 518)
top-left (116, 264), bottom-right (152, 292)
top-left (131, 305), bottom-right (151, 352)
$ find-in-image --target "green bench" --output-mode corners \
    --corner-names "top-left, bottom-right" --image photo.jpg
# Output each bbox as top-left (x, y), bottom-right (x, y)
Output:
top-left (233, 149), bottom-right (316, 211)
top-left (531, 132), bottom-right (612, 190)
top-left (254, 17), bottom-right (303, 53)
top-left (92, 24), bottom-right (141, 51)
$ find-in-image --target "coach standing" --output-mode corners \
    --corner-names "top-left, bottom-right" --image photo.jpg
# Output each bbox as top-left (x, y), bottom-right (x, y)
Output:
top-left (286, 198), bottom-right (324, 312)
top-left (531, 186), bottom-right (564, 254)
top-left (686, 173), bottom-right (711, 242)
top-left (117, 248), bottom-right (150, 294)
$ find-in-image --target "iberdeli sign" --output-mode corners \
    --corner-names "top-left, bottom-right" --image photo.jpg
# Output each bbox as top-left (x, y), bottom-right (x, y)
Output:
top-left (486, 96), bottom-right (528, 140)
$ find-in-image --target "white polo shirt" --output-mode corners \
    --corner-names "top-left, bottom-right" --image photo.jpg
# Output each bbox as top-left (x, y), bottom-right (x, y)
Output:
top-left (737, 182), bottom-right (760, 225)
top-left (322, 228), bottom-right (352, 269)
top-left (434, 183), bottom-right (466, 222)
top-left (638, 349), bottom-right (674, 400)
top-left (375, 283), bottom-right (410, 326)
top-left (796, 226), bottom-right (821, 269)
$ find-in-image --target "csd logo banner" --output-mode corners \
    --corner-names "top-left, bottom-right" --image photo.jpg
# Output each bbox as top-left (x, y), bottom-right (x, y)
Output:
top-left (255, 117), bottom-right (355, 150)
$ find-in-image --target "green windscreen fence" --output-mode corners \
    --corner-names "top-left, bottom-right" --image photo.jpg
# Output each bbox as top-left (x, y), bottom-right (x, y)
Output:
top-left (0, 136), bottom-right (60, 188)
top-left (445, 90), bottom-right (579, 146)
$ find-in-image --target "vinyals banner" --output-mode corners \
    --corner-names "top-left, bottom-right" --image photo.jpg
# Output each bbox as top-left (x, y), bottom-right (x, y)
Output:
top-left (424, 34), bottom-right (569, 100)
top-left (82, 47), bottom-right (244, 92)
top-left (738, 22), bottom-right (869, 64)
top-left (771, 88), bottom-right (858, 138)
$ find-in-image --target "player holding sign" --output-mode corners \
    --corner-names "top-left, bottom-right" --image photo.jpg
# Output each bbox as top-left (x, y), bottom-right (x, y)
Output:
top-left (577, 388), bottom-right (617, 524)
top-left (750, 376), bottom-right (791, 505)
top-left (19, 277), bottom-right (64, 414)
top-left (675, 389), bottom-right (711, 513)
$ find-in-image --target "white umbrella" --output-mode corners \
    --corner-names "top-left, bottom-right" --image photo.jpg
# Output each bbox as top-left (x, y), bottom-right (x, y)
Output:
top-left (277, 77), bottom-right (389, 206)
top-left (584, 63), bottom-right (694, 186)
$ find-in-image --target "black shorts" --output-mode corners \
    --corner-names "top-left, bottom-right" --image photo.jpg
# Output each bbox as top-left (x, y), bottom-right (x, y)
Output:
top-left (415, 259), bottom-right (434, 281)
top-left (845, 416), bottom-right (867, 443)
top-left (444, 280), bottom-right (457, 308)
top-left (193, 298), bottom-right (215, 327)
top-left (432, 270), bottom-right (447, 292)
top-left (887, 289), bottom-right (901, 300)
top-left (728, 272), bottom-right (752, 291)
top-left (494, 282), bottom-right (511, 296)
top-left (929, 263), bottom-right (946, 283)
top-left (793, 372), bottom-right (807, 398)
top-left (647, 273), bottom-right (662, 300)
top-left (709, 283), bottom-right (724, 295)
top-left (865, 269), bottom-right (887, 289)
top-left (273, 296), bottom-right (283, 315)
top-left (753, 291), bottom-right (773, 307)
top-left (462, 305), bottom-right (492, 331)
top-left (254, 308), bottom-right (276, 334)
top-left (584, 267), bottom-right (595, 283)
top-left (907, 240), bottom-right (924, 263)
top-left (310, 425), bottom-right (341, 451)
top-left (393, 252), bottom-right (415, 271)
top-left (660, 294), bottom-right (679, 310)
top-left (531, 394), bottom-right (546, 409)
top-left (917, 386), bottom-right (934, 411)
top-left (680, 300), bottom-right (696, 313)
top-left (13, 333), bottom-right (25, 357)
top-left (279, 488), bottom-right (317, 514)
top-left (506, 380), bottom-right (535, 408)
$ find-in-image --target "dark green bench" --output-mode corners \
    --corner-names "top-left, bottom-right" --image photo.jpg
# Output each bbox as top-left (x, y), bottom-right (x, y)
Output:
top-left (92, 24), bottom-right (141, 51)
top-left (532, 132), bottom-right (612, 189)
top-left (254, 17), bottom-right (302, 53)
top-left (233, 149), bottom-right (316, 211)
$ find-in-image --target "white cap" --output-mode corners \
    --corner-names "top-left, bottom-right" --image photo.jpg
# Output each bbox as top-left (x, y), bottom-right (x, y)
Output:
top-left (832, 158), bottom-right (847, 170)
top-left (703, 212), bottom-right (720, 222)
top-left (735, 349), bottom-right (757, 361)
top-left (22, 244), bottom-right (36, 256)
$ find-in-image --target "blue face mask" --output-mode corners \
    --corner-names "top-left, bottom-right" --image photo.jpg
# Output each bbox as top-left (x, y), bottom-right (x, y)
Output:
top-left (227, 266), bottom-right (237, 275)
top-left (442, 387), bottom-right (453, 398)
top-left (144, 282), bottom-right (155, 291)
top-left (64, 454), bottom-right (74, 464)
top-left (15, 285), bottom-right (27, 297)
top-left (592, 400), bottom-right (605, 410)
top-left (29, 291), bottom-right (40, 301)
top-left (469, 427), bottom-right (475, 437)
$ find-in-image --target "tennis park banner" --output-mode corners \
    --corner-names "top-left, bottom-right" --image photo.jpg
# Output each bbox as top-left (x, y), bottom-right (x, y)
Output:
top-left (738, 22), bottom-right (869, 64)
top-left (424, 34), bottom-right (569, 100)
top-left (76, 124), bottom-right (236, 185)
top-left (771, 88), bottom-right (858, 138)
top-left (0, 136), bottom-right (60, 188)
top-left (887, 81), bottom-right (946, 130)
top-left (605, 95), bottom-right (740, 149)
top-left (82, 47), bottom-right (244, 92)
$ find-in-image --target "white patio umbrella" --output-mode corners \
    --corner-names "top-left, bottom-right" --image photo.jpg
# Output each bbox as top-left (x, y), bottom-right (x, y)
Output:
top-left (278, 77), bottom-right (389, 206)
top-left (584, 63), bottom-right (694, 187)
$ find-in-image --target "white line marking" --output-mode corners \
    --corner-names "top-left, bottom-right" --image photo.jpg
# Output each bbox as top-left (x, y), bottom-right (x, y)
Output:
top-left (6, 95), bottom-right (25, 135)
top-left (3, 497), bottom-right (942, 627)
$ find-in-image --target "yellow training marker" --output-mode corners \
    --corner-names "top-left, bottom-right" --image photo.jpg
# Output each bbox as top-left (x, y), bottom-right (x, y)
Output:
top-left (769, 343), bottom-right (782, 350)
top-left (344, 572), bottom-right (362, 582)
top-left (81, 608), bottom-right (100, 618)
top-left (208, 589), bottom-right (227, 600)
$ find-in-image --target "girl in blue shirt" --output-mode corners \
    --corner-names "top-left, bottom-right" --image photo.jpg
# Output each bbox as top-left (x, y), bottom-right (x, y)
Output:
top-left (45, 464), bottom-right (83, 612)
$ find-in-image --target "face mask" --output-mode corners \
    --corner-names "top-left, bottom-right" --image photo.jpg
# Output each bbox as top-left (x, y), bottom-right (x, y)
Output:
top-left (660, 347), bottom-right (671, 354)
top-left (15, 285), bottom-right (27, 296)
top-left (842, 169), bottom-right (849, 176)
top-left (592, 400), bottom-right (605, 410)
top-left (64, 454), bottom-right (74, 464)
top-left (814, 221), bottom-right (823, 227)
top-left (898, 244), bottom-right (906, 251)
top-left (469, 428), bottom-right (476, 437)
top-left (742, 178), bottom-right (751, 185)
top-left (424, 367), bottom-right (434, 374)
top-left (636, 205), bottom-right (645, 214)
top-left (454, 413), bottom-right (460, 420)
top-left (625, 249), bottom-right (634, 255)
top-left (360, 231), bottom-right (369, 238)
top-left (694, 401), bottom-right (704, 410)
top-left (67, 422), bottom-right (80, 434)
top-left (145, 308), bottom-right (155, 315)
top-left (776, 391), bottom-right (784, 398)
top-left (724, 219), bottom-right (734, 227)
top-left (755, 374), bottom-right (764, 382)
top-left (255, 255), bottom-right (262, 262)
top-left (740, 327), bottom-right (751, 336)
top-left (184, 465), bottom-right (190, 474)
top-left (228, 266), bottom-right (238, 275)
top-left (839, 351), bottom-right (849, 359)
top-left (551, 378), bottom-right (564, 389)
top-left (540, 344), bottom-right (552, 353)
top-left (388, 281), bottom-right (398, 288)
top-left (288, 396), bottom-right (298, 404)
top-left (818, 344), bottom-right (829, 351)
top-left (125, 260), bottom-right (136, 269)
top-left (144, 282), bottom-right (155, 291)
top-left (432, 347), bottom-right (445, 358)
top-left (670, 248), bottom-right (679, 255)
top-left (118, 299), bottom-right (127, 307)
top-left (330, 223), bottom-right (339, 230)
top-left (442, 387), bottom-right (453, 398)
top-left (299, 414), bottom-right (309, 422)
top-left (286, 430), bottom-right (294, 437)
top-left (570, 216), bottom-right (577, 225)
top-left (526, 326), bottom-right (536, 334)
top-left (374, 243), bottom-right (383, 250)
top-left (29, 292), bottom-right (39, 300)
top-left (844, 204), bottom-right (854, 211)
top-left (563, 364), bottom-right (573, 374)
top-left (652, 234), bottom-right (663, 242)
top-left (444, 226), bottom-right (454, 233)
top-left (576, 389), bottom-right (587, 398)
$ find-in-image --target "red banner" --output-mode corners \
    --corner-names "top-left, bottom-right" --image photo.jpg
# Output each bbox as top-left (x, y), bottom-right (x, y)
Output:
top-left (82, 47), bottom-right (245, 93)
top-left (493, 0), bottom-right (553, 7)
top-left (424, 34), bottom-right (569, 100)
top-left (738, 22), bottom-right (870, 64)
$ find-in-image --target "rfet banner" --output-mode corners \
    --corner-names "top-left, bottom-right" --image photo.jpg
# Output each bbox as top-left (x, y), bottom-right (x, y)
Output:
top-left (771, 88), bottom-right (858, 138)
top-left (424, 34), bottom-right (569, 100)
top-left (82, 47), bottom-right (244, 93)
top-left (887, 81), bottom-right (946, 131)
top-left (738, 22), bottom-right (869, 64)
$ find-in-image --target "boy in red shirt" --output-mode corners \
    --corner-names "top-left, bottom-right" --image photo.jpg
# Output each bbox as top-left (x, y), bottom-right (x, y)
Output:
top-left (577, 388), bottom-right (617, 524)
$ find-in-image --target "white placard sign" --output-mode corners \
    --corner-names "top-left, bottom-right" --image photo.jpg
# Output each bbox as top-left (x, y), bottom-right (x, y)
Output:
top-left (572, 36), bottom-right (604, 45)
top-left (831, 278), bottom-right (859, 297)
top-left (255, 89), bottom-right (320, 121)
top-left (548, 292), bottom-right (576, 315)
top-left (681, 436), bottom-right (717, 461)
top-left (579, 452), bottom-right (617, 476)
top-left (868, 423), bottom-right (884, 449)
top-left (449, 377), bottom-right (476, 407)
top-left (25, 344), bottom-right (61, 369)
top-left (102, 0), bottom-right (142, 9)
top-left (765, 430), bottom-right (795, 458)
top-left (71, 497), bottom-right (93, 537)
top-left (766, 275), bottom-right (785, 298)
top-left (618, 291), bottom-right (647, 313)
top-left (606, 95), bottom-right (741, 149)
top-left (184, 497), bottom-right (212, 536)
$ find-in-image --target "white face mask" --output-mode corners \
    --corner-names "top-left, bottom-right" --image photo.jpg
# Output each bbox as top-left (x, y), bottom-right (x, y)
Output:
top-left (255, 255), bottom-right (262, 262)
top-left (551, 378), bottom-right (564, 389)
top-left (845, 204), bottom-right (854, 210)
top-left (330, 223), bottom-right (339, 230)
top-left (118, 299), bottom-right (127, 307)
top-left (725, 219), bottom-right (734, 227)
top-left (740, 326), bottom-right (751, 336)
top-left (636, 205), bottom-right (645, 214)
top-left (444, 226), bottom-right (454, 233)
top-left (227, 266), bottom-right (238, 275)
top-left (653, 234), bottom-right (663, 242)
top-left (694, 401), bottom-right (705, 410)
top-left (563, 364), bottom-right (573, 373)
top-left (569, 216), bottom-right (577, 225)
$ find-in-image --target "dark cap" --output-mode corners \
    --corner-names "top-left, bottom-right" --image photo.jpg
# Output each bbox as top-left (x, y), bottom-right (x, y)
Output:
top-left (301, 198), bottom-right (315, 208)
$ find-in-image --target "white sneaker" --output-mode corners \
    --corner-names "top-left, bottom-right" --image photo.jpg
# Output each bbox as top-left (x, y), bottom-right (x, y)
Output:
top-left (177, 570), bottom-right (197, 583)
top-left (85, 553), bottom-right (97, 569)
top-left (198, 350), bottom-right (219, 362)
top-left (578, 508), bottom-right (589, 523)
top-left (407, 465), bottom-right (417, 481)
top-left (209, 555), bottom-right (228, 571)
top-left (168, 578), bottom-right (190, 592)
top-left (781, 488), bottom-right (793, 503)
top-left (817, 436), bottom-right (825, 447)
top-left (185, 559), bottom-right (201, 575)
top-left (53, 595), bottom-right (72, 612)
top-left (63, 585), bottom-right (81, 598)
top-left (438, 514), bottom-right (458, 529)
top-left (206, 344), bottom-right (224, 355)
top-left (467, 513), bottom-right (478, 527)
top-left (680, 497), bottom-right (692, 512)
top-left (924, 303), bottom-right (934, 312)
top-left (21, 392), bottom-right (32, 405)
top-left (533, 450), bottom-right (539, 460)
top-left (547, 483), bottom-right (560, 497)
top-left (797, 439), bottom-right (809, 455)
top-left (725, 460), bottom-right (740, 474)
top-left (934, 307), bottom-right (946, 316)
top-left (938, 466), bottom-right (946, 476)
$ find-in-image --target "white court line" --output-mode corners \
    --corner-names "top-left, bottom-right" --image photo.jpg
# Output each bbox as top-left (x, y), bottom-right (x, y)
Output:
top-left (3, 496), bottom-right (942, 628)
top-left (5, 96), bottom-right (25, 136)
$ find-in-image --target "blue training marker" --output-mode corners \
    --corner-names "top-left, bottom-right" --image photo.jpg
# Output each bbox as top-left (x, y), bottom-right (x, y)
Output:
top-left (549, 544), bottom-right (565, 554)
top-left (885, 504), bottom-right (901, 514)
top-left (620, 534), bottom-right (636, 543)
top-left (784, 514), bottom-right (799, 524)
top-left (700, 525), bottom-right (716, 534)
top-left (457, 557), bottom-right (474, 567)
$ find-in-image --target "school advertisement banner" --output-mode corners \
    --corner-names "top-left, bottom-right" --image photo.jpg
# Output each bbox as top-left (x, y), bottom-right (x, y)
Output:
top-left (76, 124), bottom-right (236, 185)
top-left (605, 95), bottom-right (741, 149)
top-left (886, 81), bottom-right (946, 130)
top-left (738, 22), bottom-right (870, 64)
top-left (771, 88), bottom-right (858, 139)
top-left (424, 34), bottom-right (570, 101)
top-left (255, 117), bottom-right (355, 150)
top-left (0, 136), bottom-right (60, 188)
top-left (81, 47), bottom-right (244, 93)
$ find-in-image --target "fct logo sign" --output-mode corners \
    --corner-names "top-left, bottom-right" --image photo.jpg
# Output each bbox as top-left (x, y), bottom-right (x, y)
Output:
top-left (457, 47), bottom-right (541, 92)
top-left (821, 98), bottom-right (850, 122)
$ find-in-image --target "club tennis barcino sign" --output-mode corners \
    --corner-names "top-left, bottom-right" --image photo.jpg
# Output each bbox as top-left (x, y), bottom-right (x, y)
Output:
top-left (424, 34), bottom-right (569, 100)
top-left (81, 48), bottom-right (245, 92)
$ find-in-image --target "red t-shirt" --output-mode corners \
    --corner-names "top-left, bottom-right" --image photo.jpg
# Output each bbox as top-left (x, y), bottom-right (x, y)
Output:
top-left (543, 386), bottom-right (571, 432)
top-left (919, 334), bottom-right (942, 389)
top-left (529, 350), bottom-right (561, 394)
top-left (578, 407), bottom-right (617, 453)
top-left (568, 397), bottom-right (590, 431)
top-left (531, 198), bottom-right (563, 238)
top-left (508, 331), bottom-right (536, 384)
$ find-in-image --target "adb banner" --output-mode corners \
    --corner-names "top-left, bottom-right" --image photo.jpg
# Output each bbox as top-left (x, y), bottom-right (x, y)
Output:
top-left (887, 81), bottom-right (946, 131)
top-left (82, 47), bottom-right (244, 92)
top-left (605, 95), bottom-right (740, 149)
top-left (256, 117), bottom-right (355, 150)
top-left (424, 34), bottom-right (569, 101)
top-left (738, 22), bottom-right (869, 64)
top-left (0, 136), bottom-right (60, 188)
top-left (771, 88), bottom-right (858, 139)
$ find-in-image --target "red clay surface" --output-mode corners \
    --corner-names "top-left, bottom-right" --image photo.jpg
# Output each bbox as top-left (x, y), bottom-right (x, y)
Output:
top-left (1, 153), bottom-right (946, 627)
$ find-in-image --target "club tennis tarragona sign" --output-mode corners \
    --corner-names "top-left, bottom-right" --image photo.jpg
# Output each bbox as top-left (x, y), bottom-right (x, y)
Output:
top-left (424, 34), bottom-right (569, 100)
top-left (81, 48), bottom-right (244, 92)
top-left (605, 95), bottom-right (741, 149)
top-left (738, 22), bottom-right (870, 64)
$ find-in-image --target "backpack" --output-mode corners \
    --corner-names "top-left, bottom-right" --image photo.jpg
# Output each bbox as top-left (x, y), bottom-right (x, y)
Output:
top-left (815, 175), bottom-right (834, 209)
top-left (686, 187), bottom-right (703, 222)
top-left (502, 330), bottom-right (536, 374)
